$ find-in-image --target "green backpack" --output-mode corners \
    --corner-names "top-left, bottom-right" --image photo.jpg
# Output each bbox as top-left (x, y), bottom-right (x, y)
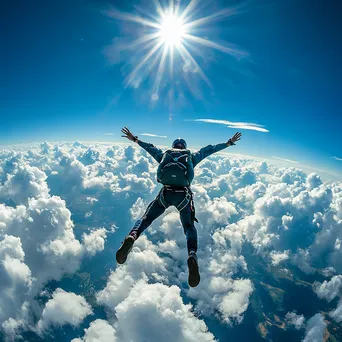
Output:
top-left (157, 149), bottom-right (194, 187)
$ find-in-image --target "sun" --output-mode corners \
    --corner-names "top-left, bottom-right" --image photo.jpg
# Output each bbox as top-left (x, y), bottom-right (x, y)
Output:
top-left (158, 14), bottom-right (185, 47)
top-left (106, 1), bottom-right (247, 104)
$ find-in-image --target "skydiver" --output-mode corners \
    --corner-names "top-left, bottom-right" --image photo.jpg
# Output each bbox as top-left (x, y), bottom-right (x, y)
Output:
top-left (116, 127), bottom-right (242, 287)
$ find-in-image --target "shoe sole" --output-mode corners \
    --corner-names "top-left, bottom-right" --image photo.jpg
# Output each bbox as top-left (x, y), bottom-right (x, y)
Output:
top-left (116, 236), bottom-right (135, 264)
top-left (188, 256), bottom-right (200, 287)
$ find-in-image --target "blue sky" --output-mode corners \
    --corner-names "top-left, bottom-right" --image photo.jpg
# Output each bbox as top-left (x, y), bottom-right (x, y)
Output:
top-left (2, 0), bottom-right (342, 176)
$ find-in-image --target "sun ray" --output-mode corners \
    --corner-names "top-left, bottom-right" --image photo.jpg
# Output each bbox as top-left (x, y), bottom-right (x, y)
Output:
top-left (173, 0), bottom-right (181, 17)
top-left (169, 44), bottom-right (174, 80)
top-left (179, 0), bottom-right (199, 22)
top-left (107, 9), bottom-right (161, 29)
top-left (183, 8), bottom-right (239, 30)
top-left (153, 0), bottom-right (166, 19)
top-left (122, 33), bottom-right (160, 51)
top-left (178, 43), bottom-right (212, 88)
top-left (133, 4), bottom-right (163, 24)
top-left (125, 41), bottom-right (164, 87)
top-left (152, 45), bottom-right (169, 101)
top-left (183, 33), bottom-right (248, 59)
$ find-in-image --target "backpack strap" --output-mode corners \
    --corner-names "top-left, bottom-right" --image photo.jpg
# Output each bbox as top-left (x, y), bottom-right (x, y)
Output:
top-left (165, 152), bottom-right (188, 162)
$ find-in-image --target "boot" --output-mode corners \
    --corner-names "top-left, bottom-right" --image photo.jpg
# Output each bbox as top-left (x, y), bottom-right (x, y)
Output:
top-left (187, 250), bottom-right (200, 287)
top-left (116, 230), bottom-right (138, 264)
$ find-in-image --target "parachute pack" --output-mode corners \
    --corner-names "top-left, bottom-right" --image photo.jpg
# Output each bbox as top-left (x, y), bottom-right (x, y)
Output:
top-left (157, 149), bottom-right (194, 187)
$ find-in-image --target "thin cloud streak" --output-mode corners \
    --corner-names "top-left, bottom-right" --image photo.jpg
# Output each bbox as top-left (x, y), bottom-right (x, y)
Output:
top-left (272, 156), bottom-right (299, 164)
top-left (332, 156), bottom-right (342, 161)
top-left (227, 125), bottom-right (269, 133)
top-left (140, 133), bottom-right (168, 138)
top-left (192, 118), bottom-right (269, 133)
top-left (104, 133), bottom-right (114, 136)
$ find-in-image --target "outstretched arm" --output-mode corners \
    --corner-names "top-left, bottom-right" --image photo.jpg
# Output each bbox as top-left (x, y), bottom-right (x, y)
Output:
top-left (192, 132), bottom-right (242, 167)
top-left (121, 127), bottom-right (164, 163)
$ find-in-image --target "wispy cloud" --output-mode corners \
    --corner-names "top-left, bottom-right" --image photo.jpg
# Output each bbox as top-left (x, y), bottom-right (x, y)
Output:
top-left (272, 156), bottom-right (299, 164)
top-left (332, 156), bottom-right (342, 161)
top-left (140, 133), bottom-right (167, 138)
top-left (104, 133), bottom-right (114, 136)
top-left (192, 119), bottom-right (269, 133)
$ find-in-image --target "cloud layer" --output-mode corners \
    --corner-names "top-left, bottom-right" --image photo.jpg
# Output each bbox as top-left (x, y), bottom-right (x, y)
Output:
top-left (0, 141), bottom-right (341, 341)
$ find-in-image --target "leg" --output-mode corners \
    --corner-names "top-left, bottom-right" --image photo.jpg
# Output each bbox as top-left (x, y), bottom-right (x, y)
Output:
top-left (179, 202), bottom-right (200, 287)
top-left (179, 203), bottom-right (198, 254)
top-left (116, 192), bottom-right (166, 264)
top-left (130, 196), bottom-right (166, 238)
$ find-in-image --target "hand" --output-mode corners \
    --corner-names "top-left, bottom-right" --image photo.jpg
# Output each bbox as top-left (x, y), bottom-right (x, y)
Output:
top-left (227, 132), bottom-right (242, 146)
top-left (231, 132), bottom-right (242, 143)
top-left (121, 127), bottom-right (138, 143)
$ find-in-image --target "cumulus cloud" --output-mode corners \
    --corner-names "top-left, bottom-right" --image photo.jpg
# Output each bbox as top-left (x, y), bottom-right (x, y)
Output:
top-left (114, 280), bottom-right (216, 342)
top-left (303, 313), bottom-right (326, 342)
top-left (37, 289), bottom-right (92, 332)
top-left (83, 228), bottom-right (107, 256)
top-left (270, 250), bottom-right (290, 266)
top-left (72, 319), bottom-right (117, 342)
top-left (285, 311), bottom-right (305, 329)
top-left (314, 275), bottom-right (342, 323)
top-left (97, 236), bottom-right (169, 310)
top-left (314, 275), bottom-right (342, 302)
top-left (330, 300), bottom-right (342, 323)
top-left (0, 158), bottom-right (49, 205)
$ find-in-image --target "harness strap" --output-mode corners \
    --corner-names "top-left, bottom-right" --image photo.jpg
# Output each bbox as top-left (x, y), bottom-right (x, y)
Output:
top-left (164, 185), bottom-right (189, 192)
top-left (158, 188), bottom-right (169, 208)
top-left (177, 192), bottom-right (192, 212)
top-left (159, 186), bottom-right (197, 216)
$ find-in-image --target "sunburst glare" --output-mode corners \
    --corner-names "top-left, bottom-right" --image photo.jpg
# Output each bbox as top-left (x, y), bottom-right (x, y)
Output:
top-left (106, 0), bottom-right (248, 105)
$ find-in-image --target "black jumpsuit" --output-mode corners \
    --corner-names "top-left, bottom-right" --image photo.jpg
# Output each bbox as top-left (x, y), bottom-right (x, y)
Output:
top-left (130, 140), bottom-right (229, 254)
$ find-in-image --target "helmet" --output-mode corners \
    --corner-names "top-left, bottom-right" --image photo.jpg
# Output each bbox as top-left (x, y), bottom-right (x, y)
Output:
top-left (172, 138), bottom-right (187, 149)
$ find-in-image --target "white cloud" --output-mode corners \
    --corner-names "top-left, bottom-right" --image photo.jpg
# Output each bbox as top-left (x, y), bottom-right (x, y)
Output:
top-left (140, 133), bottom-right (168, 138)
top-left (192, 118), bottom-right (269, 132)
top-left (303, 313), bottom-right (326, 342)
top-left (114, 280), bottom-right (216, 342)
top-left (82, 228), bottom-right (107, 256)
top-left (314, 275), bottom-right (342, 324)
top-left (104, 133), bottom-right (114, 136)
top-left (217, 278), bottom-right (254, 324)
top-left (0, 159), bottom-right (49, 205)
top-left (332, 156), bottom-right (342, 161)
top-left (314, 275), bottom-right (342, 302)
top-left (227, 125), bottom-right (269, 132)
top-left (37, 288), bottom-right (92, 331)
top-left (270, 250), bottom-right (289, 266)
top-left (96, 236), bottom-right (169, 310)
top-left (285, 311), bottom-right (305, 329)
top-left (330, 300), bottom-right (342, 323)
top-left (72, 319), bottom-right (117, 342)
